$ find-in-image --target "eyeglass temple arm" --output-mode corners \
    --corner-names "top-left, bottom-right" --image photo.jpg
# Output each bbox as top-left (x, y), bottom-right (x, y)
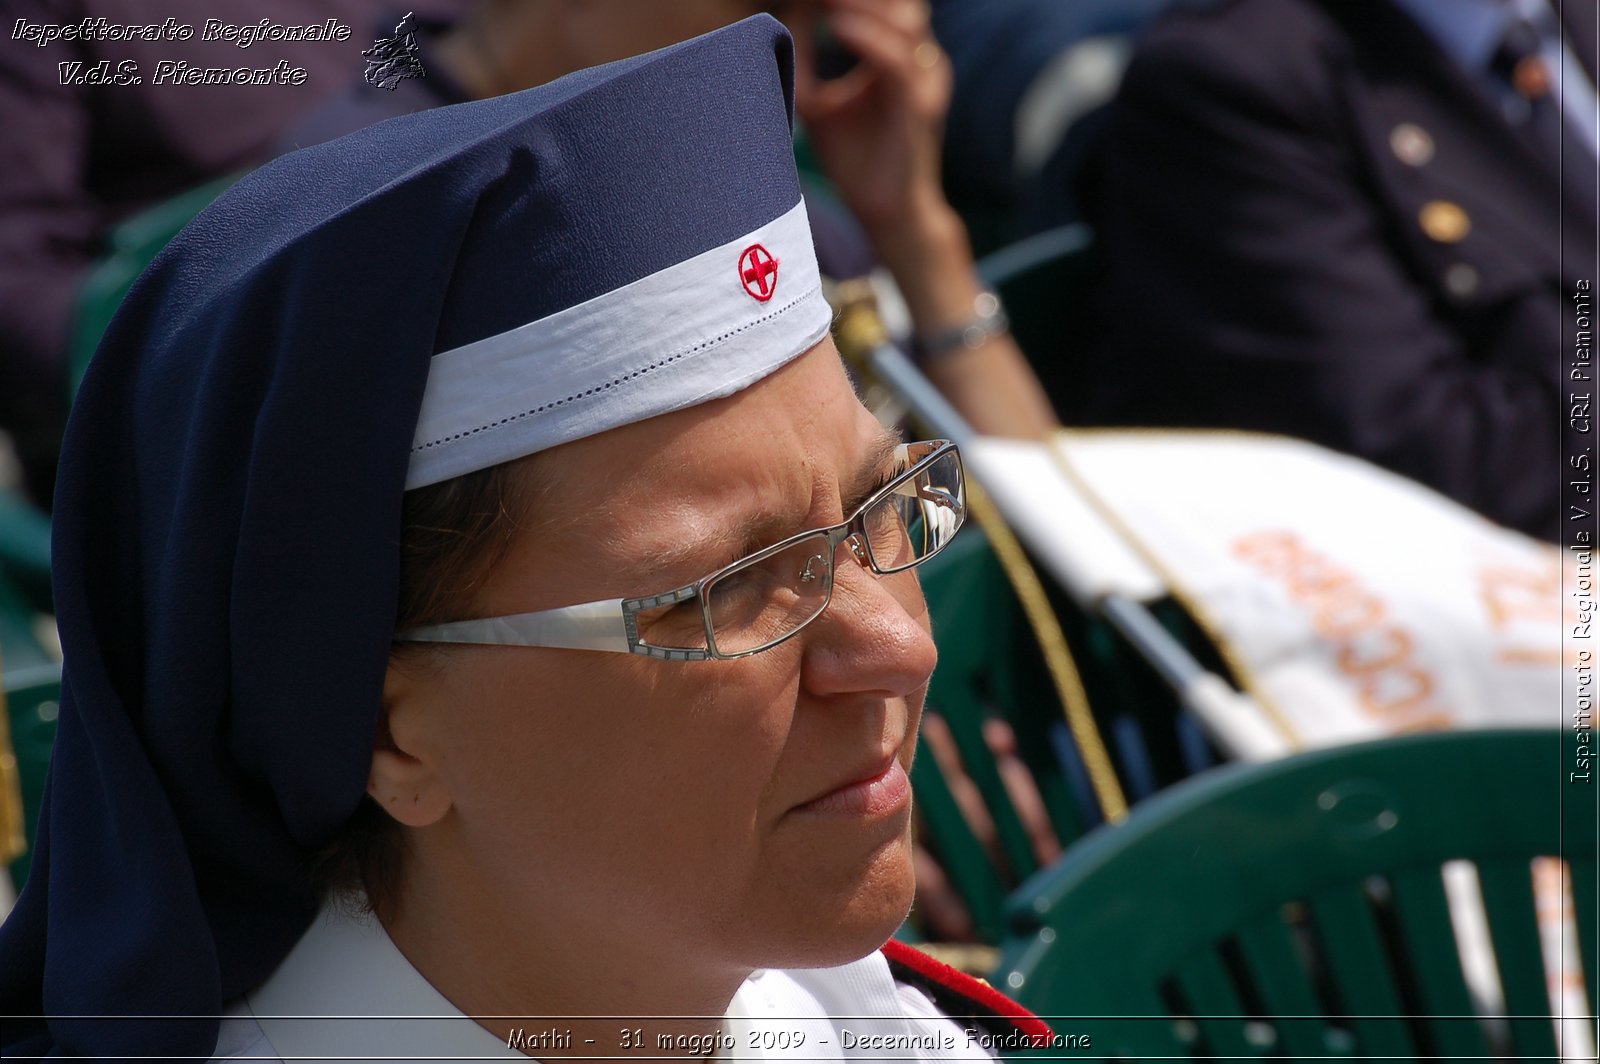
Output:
top-left (397, 598), bottom-right (634, 653)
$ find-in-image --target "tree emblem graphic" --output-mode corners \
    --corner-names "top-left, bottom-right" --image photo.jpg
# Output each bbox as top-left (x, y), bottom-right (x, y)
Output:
top-left (363, 12), bottom-right (425, 91)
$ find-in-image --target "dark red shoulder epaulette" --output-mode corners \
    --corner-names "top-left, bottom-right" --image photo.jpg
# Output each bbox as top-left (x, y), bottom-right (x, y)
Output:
top-left (881, 939), bottom-right (1055, 1049)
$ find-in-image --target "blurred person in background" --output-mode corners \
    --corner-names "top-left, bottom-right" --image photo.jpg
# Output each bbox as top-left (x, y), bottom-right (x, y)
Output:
top-left (928, 0), bottom-right (1172, 251)
top-left (1075, 0), bottom-right (1597, 542)
top-left (280, 0), bottom-right (1059, 444)
top-left (0, 0), bottom-right (457, 509)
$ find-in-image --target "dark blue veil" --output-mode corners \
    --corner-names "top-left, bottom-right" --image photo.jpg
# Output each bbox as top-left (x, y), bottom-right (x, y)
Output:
top-left (0, 17), bottom-right (799, 1058)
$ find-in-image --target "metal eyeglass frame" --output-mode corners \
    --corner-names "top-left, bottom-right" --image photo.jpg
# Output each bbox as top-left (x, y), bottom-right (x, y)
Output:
top-left (395, 440), bottom-right (964, 661)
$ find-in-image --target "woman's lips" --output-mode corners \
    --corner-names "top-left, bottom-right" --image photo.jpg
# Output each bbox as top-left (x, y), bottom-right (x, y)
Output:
top-left (794, 759), bottom-right (911, 817)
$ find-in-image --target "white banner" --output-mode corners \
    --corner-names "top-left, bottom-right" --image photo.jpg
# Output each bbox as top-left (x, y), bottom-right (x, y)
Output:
top-left (1040, 428), bottom-right (1585, 1056)
top-left (1049, 428), bottom-right (1569, 744)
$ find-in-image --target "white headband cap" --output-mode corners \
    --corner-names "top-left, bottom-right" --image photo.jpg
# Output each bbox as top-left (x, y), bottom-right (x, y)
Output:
top-left (406, 199), bottom-right (830, 489)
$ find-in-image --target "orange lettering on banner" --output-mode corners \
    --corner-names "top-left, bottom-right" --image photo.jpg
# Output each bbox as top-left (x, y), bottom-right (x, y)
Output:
top-left (1231, 531), bottom-right (1299, 574)
top-left (1289, 558), bottom-right (1357, 599)
top-left (1314, 591), bottom-right (1386, 639)
top-left (1478, 562), bottom-right (1560, 630)
top-left (1476, 555), bottom-right (1572, 667)
top-left (1336, 627), bottom-right (1412, 674)
top-left (1357, 661), bottom-right (1433, 714)
top-left (1232, 530), bottom-right (1451, 730)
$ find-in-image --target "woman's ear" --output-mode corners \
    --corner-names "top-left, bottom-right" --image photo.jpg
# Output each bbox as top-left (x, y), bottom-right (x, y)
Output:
top-left (368, 658), bottom-right (454, 828)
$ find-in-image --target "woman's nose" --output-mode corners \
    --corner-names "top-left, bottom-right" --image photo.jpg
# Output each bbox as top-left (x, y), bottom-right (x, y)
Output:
top-left (801, 541), bottom-right (938, 700)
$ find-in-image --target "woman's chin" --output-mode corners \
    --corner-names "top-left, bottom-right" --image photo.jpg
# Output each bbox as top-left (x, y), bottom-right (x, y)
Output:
top-left (746, 830), bottom-right (919, 970)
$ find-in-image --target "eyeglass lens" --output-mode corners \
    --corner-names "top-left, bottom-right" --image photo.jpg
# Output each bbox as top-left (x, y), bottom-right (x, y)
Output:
top-left (707, 535), bottom-right (836, 655)
top-left (705, 446), bottom-right (964, 656)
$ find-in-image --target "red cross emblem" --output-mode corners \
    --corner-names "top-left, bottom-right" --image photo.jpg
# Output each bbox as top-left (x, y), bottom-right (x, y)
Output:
top-left (738, 244), bottom-right (779, 302)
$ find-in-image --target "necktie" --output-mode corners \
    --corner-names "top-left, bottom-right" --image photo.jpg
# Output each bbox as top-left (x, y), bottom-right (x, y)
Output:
top-left (1491, 17), bottom-right (1559, 136)
top-left (1491, 12), bottom-right (1599, 232)
top-left (1490, 14), bottom-right (1596, 173)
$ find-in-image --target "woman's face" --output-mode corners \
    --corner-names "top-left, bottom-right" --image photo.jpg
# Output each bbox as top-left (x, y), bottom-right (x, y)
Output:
top-left (383, 340), bottom-right (937, 976)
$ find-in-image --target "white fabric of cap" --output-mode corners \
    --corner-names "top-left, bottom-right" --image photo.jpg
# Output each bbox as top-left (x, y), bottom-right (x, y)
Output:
top-left (406, 198), bottom-right (831, 489)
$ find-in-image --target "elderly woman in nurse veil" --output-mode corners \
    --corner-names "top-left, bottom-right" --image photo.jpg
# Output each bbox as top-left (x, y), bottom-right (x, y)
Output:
top-left (0, 16), bottom-right (1049, 1063)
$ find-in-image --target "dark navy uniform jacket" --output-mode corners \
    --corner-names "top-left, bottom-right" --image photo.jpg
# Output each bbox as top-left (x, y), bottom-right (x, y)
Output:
top-left (1075, 0), bottom-right (1598, 541)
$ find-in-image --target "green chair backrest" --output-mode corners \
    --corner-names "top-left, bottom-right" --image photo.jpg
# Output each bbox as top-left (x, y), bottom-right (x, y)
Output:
top-left (0, 566), bottom-right (53, 676)
top-left (69, 173), bottom-right (241, 398)
top-left (997, 729), bottom-right (1594, 1060)
top-left (0, 489), bottom-right (52, 615)
top-left (3, 662), bottom-right (62, 888)
top-left (914, 527), bottom-right (1099, 943)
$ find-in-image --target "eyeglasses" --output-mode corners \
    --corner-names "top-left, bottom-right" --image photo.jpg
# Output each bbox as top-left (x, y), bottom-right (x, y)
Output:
top-left (395, 440), bottom-right (965, 660)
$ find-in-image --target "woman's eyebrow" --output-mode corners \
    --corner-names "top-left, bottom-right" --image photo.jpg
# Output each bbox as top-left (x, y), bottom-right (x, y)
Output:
top-left (839, 426), bottom-right (909, 515)
top-left (635, 427), bottom-right (910, 585)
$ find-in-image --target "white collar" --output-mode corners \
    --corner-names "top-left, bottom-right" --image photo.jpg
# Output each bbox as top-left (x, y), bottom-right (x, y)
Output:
top-left (244, 900), bottom-right (522, 1063)
top-left (243, 900), bottom-right (981, 1063)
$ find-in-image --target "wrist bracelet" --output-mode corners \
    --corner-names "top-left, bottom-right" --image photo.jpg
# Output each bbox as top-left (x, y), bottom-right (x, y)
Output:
top-left (912, 289), bottom-right (1010, 363)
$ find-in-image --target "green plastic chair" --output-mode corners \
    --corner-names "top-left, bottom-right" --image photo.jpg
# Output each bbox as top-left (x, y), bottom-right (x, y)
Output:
top-left (0, 566), bottom-right (53, 677)
top-left (3, 662), bottom-right (61, 888)
top-left (996, 729), bottom-right (1595, 1060)
top-left (0, 488), bottom-right (52, 615)
top-left (910, 515), bottom-right (1220, 949)
top-left (913, 526), bottom-right (1106, 944)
